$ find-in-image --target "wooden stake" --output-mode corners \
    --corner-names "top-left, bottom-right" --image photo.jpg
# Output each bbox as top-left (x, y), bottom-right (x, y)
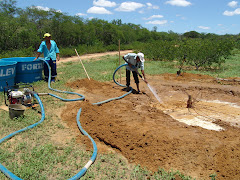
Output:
top-left (118, 39), bottom-right (121, 83)
top-left (75, 49), bottom-right (90, 80)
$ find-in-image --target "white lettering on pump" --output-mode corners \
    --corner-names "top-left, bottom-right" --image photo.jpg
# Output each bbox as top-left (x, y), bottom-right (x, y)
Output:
top-left (33, 64), bottom-right (37, 69)
top-left (0, 67), bottom-right (15, 77)
top-left (21, 63), bottom-right (43, 71)
top-left (27, 64), bottom-right (32, 70)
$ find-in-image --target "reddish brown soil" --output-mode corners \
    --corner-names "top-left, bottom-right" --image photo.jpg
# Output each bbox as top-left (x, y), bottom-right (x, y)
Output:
top-left (61, 71), bottom-right (240, 179)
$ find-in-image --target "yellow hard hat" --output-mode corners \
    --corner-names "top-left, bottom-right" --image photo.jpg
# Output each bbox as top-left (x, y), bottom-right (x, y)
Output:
top-left (43, 33), bottom-right (51, 38)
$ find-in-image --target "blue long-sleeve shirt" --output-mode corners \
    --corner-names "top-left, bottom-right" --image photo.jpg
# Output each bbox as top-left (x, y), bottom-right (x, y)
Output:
top-left (37, 40), bottom-right (60, 60)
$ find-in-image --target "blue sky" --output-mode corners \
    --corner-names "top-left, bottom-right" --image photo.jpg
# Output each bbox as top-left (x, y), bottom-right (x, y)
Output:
top-left (18, 0), bottom-right (240, 35)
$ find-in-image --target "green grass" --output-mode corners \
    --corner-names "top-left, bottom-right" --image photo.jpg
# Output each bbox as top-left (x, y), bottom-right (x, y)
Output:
top-left (1, 50), bottom-right (239, 180)
top-left (145, 60), bottom-right (177, 75)
top-left (58, 55), bottom-right (121, 82)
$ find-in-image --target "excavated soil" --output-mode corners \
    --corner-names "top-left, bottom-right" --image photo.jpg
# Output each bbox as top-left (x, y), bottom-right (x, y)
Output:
top-left (60, 57), bottom-right (240, 179)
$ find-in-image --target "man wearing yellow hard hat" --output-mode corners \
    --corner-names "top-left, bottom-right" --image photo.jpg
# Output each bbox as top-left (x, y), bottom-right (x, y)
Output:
top-left (35, 33), bottom-right (60, 82)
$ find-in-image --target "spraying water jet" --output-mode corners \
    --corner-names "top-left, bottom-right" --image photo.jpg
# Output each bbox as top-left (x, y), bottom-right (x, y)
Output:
top-left (136, 71), bottom-right (162, 103)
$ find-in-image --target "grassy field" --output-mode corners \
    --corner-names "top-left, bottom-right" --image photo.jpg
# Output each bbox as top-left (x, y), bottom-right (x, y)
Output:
top-left (0, 51), bottom-right (239, 180)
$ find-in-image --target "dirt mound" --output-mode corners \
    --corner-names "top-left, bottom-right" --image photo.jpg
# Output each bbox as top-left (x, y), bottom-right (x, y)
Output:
top-left (61, 73), bottom-right (240, 180)
top-left (67, 78), bottom-right (108, 91)
top-left (66, 78), bottom-right (126, 103)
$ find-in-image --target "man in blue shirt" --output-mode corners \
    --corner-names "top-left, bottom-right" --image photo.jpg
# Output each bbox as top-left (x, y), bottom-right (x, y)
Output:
top-left (35, 33), bottom-right (60, 82)
top-left (123, 52), bottom-right (147, 93)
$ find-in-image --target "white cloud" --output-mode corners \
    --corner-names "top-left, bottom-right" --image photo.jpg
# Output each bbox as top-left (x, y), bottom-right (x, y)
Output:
top-left (144, 15), bottom-right (164, 20)
top-left (176, 14), bottom-right (186, 20)
top-left (31, 6), bottom-right (50, 11)
top-left (146, 3), bottom-right (152, 7)
top-left (198, 26), bottom-right (210, 30)
top-left (165, 0), bottom-right (192, 7)
top-left (228, 1), bottom-right (238, 8)
top-left (87, 6), bottom-right (112, 14)
top-left (223, 8), bottom-right (240, 16)
top-left (115, 2), bottom-right (144, 12)
top-left (31, 6), bottom-right (62, 13)
top-left (146, 20), bottom-right (168, 25)
top-left (146, 3), bottom-right (159, 9)
top-left (150, 15), bottom-right (164, 18)
top-left (76, 13), bottom-right (87, 16)
top-left (93, 0), bottom-right (117, 7)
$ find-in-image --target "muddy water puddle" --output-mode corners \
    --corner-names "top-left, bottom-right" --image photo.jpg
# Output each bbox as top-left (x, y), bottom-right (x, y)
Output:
top-left (154, 99), bottom-right (240, 131)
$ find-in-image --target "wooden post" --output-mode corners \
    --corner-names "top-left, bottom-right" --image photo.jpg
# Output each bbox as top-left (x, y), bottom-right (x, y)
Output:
top-left (75, 49), bottom-right (90, 80)
top-left (118, 39), bottom-right (121, 83)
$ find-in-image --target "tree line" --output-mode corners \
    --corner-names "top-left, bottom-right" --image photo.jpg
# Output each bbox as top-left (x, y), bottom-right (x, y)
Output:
top-left (0, 0), bottom-right (240, 69)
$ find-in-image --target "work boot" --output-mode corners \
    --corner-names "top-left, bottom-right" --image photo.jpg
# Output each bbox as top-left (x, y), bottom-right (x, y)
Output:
top-left (126, 86), bottom-right (131, 92)
top-left (44, 77), bottom-right (48, 82)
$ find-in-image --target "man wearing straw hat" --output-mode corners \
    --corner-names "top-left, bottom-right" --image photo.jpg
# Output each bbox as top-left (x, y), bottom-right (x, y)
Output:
top-left (34, 33), bottom-right (60, 82)
top-left (123, 52), bottom-right (148, 94)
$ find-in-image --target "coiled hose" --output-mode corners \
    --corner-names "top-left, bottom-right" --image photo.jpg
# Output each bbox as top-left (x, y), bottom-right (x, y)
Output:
top-left (0, 60), bottom-right (87, 180)
top-left (0, 61), bottom-right (132, 180)
top-left (0, 93), bottom-right (45, 180)
top-left (43, 60), bottom-right (85, 101)
top-left (93, 63), bottom-right (133, 105)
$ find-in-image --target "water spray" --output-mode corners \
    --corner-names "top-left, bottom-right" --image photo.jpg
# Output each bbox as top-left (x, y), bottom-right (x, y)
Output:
top-left (113, 63), bottom-right (162, 103)
top-left (136, 70), bottom-right (162, 103)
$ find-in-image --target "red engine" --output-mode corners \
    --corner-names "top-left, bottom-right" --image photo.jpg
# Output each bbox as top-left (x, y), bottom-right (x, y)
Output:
top-left (8, 91), bottom-right (24, 104)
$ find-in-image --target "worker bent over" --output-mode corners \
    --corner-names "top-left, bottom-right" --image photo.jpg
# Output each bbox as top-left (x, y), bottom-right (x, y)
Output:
top-left (123, 52), bottom-right (148, 93)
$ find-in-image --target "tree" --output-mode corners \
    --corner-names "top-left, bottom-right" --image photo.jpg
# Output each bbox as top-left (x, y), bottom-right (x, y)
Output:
top-left (0, 0), bottom-right (18, 16)
top-left (183, 31), bottom-right (201, 38)
top-left (111, 19), bottom-right (122, 26)
top-left (181, 39), bottom-right (234, 70)
top-left (152, 26), bottom-right (157, 32)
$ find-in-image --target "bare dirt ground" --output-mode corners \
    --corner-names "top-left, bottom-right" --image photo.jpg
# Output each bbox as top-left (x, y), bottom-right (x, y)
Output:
top-left (60, 51), bottom-right (240, 180)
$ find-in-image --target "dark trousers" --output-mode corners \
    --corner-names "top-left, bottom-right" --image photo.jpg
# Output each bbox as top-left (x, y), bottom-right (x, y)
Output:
top-left (44, 58), bottom-right (57, 80)
top-left (126, 69), bottom-right (139, 87)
